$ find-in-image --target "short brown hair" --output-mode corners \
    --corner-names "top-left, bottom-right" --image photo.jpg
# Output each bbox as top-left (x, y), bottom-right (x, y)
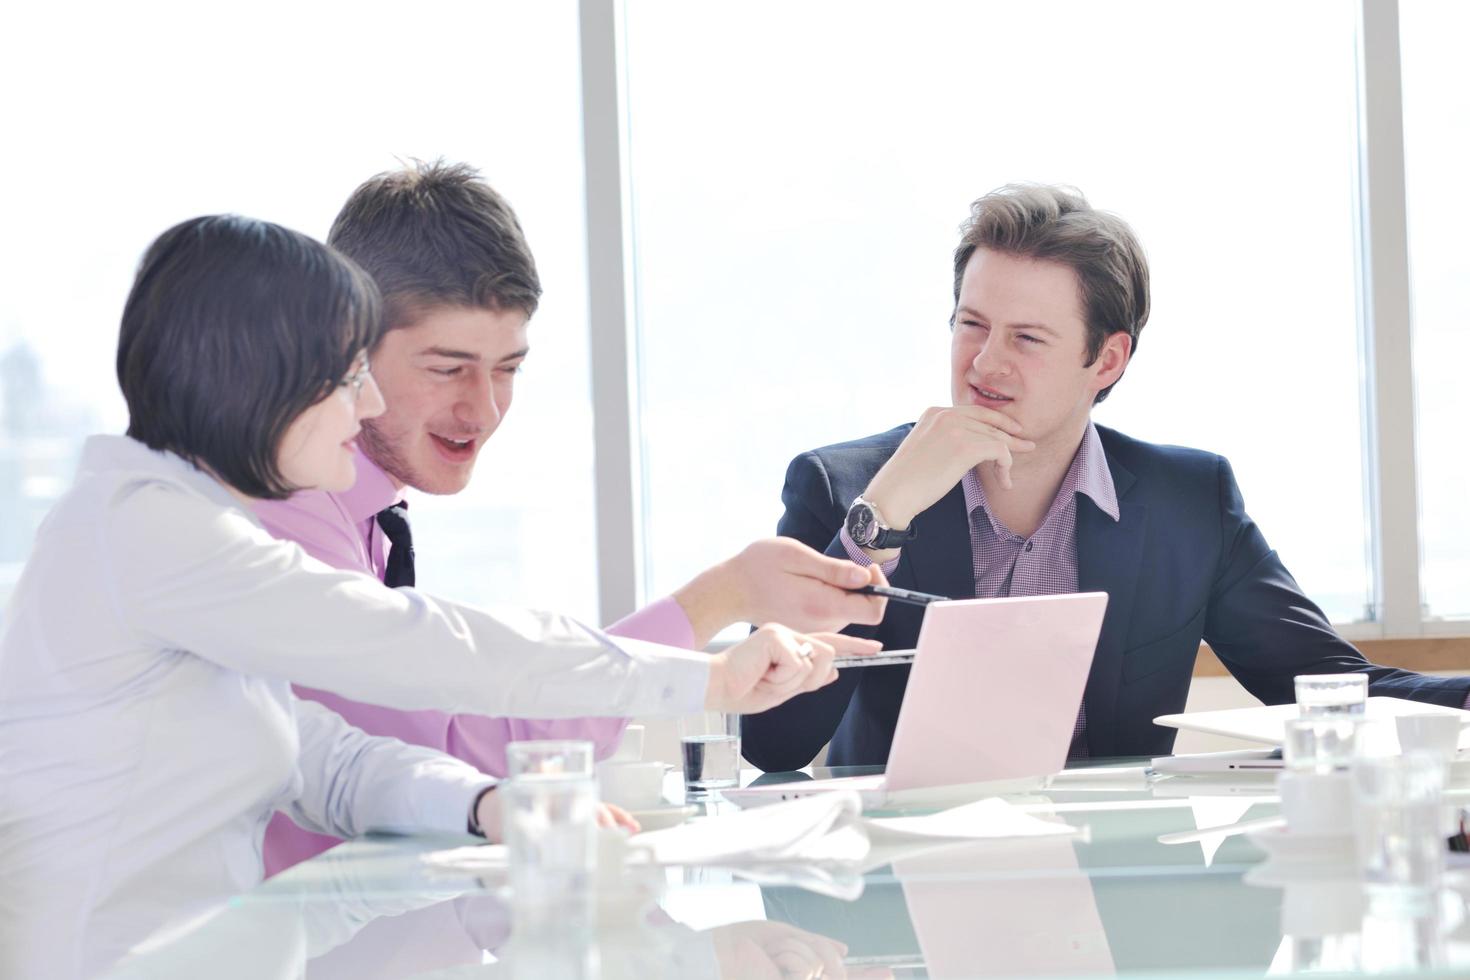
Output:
top-left (328, 159), bottom-right (542, 331)
top-left (119, 215), bottom-right (381, 499)
top-left (952, 184), bottom-right (1149, 403)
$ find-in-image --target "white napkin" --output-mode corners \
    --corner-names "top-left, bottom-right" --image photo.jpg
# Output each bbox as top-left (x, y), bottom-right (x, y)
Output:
top-left (422, 792), bottom-right (1077, 875)
top-left (631, 791), bottom-right (868, 865)
top-left (865, 797), bottom-right (1078, 844)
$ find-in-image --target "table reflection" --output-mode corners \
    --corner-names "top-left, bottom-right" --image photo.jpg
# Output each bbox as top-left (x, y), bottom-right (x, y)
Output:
top-left (92, 835), bottom-right (864, 980)
top-left (80, 761), bottom-right (1470, 979)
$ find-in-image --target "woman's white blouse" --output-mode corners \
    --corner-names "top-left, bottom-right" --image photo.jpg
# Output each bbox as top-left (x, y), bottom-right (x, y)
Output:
top-left (0, 436), bottom-right (709, 977)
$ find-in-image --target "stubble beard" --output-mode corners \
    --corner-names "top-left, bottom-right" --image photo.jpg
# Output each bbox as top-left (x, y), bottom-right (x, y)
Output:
top-left (358, 416), bottom-right (423, 492)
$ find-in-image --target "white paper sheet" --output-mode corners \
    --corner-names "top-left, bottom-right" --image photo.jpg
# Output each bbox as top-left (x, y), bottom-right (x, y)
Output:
top-left (421, 793), bottom-right (1079, 874)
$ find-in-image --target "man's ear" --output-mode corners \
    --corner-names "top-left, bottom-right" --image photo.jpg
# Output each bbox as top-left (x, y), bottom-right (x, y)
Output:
top-left (1092, 332), bottom-right (1132, 392)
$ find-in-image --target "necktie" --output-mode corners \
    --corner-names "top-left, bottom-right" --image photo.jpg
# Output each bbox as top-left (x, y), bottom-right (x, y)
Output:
top-left (375, 503), bottom-right (416, 588)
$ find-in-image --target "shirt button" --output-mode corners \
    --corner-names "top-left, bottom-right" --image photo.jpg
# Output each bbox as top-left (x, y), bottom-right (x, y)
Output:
top-left (1025, 541), bottom-right (1034, 553)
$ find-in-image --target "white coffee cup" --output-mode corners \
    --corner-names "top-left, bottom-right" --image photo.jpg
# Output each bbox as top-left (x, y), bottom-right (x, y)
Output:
top-left (1395, 714), bottom-right (1461, 760)
top-left (596, 760), bottom-right (665, 810)
top-left (1277, 769), bottom-right (1353, 836)
top-left (609, 724), bottom-right (645, 763)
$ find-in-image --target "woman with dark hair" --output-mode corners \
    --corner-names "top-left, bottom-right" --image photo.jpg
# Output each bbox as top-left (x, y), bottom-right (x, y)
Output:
top-left (0, 215), bottom-right (872, 978)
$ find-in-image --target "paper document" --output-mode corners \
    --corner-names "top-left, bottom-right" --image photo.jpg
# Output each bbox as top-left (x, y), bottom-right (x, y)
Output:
top-left (864, 798), bottom-right (1078, 844)
top-left (1154, 696), bottom-right (1470, 746)
top-left (421, 793), bottom-right (1079, 874)
top-left (633, 792), bottom-right (868, 865)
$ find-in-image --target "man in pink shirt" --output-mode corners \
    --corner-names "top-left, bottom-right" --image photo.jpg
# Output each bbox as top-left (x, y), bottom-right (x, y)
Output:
top-left (257, 161), bottom-right (885, 873)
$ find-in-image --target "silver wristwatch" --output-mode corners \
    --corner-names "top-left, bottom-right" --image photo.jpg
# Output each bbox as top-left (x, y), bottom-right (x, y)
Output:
top-left (844, 495), bottom-right (918, 550)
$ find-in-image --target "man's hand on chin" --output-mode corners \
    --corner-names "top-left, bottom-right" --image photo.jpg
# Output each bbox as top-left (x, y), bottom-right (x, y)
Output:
top-left (866, 405), bottom-right (1035, 525)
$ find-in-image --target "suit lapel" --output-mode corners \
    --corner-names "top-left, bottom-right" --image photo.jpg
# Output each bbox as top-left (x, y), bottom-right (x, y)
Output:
top-left (1077, 455), bottom-right (1146, 759)
top-left (899, 481), bottom-right (974, 602)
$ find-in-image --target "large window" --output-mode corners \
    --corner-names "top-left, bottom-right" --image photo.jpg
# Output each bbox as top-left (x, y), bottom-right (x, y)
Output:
top-left (1401, 0), bottom-right (1470, 621)
top-left (623, 0), bottom-right (1369, 625)
top-left (0, 1), bottom-right (1461, 640)
top-left (0, 1), bottom-right (599, 621)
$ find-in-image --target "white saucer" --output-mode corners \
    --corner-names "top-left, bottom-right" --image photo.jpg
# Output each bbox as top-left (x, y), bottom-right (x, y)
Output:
top-left (1246, 824), bottom-right (1356, 864)
top-left (628, 804), bottom-right (698, 832)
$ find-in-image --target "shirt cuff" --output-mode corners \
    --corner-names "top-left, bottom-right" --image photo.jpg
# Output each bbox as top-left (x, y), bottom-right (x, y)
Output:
top-left (607, 595), bottom-right (697, 650)
top-left (839, 525), bottom-right (902, 578)
top-left (607, 637), bottom-right (711, 715)
top-left (417, 769), bottom-right (498, 837)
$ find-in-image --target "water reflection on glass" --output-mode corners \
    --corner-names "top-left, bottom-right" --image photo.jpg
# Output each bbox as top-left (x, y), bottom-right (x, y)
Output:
top-left (1246, 859), bottom-right (1364, 974)
top-left (1359, 889), bottom-right (1446, 974)
top-left (1352, 752), bottom-right (1446, 897)
top-left (891, 834), bottom-right (1113, 977)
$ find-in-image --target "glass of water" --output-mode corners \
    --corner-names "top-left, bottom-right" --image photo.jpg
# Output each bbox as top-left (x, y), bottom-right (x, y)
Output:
top-left (507, 740), bottom-right (594, 779)
top-left (1295, 673), bottom-right (1368, 717)
top-left (1351, 752), bottom-right (1445, 897)
top-left (1283, 717), bottom-right (1359, 773)
top-left (680, 711), bottom-right (741, 791)
top-left (502, 740), bottom-right (597, 910)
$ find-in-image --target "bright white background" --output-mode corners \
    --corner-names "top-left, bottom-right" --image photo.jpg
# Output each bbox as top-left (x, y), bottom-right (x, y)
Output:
top-left (1401, 0), bottom-right (1470, 620)
top-left (0, 1), bottom-right (599, 619)
top-left (0, 0), bottom-right (1463, 634)
top-left (626, 0), bottom-right (1370, 624)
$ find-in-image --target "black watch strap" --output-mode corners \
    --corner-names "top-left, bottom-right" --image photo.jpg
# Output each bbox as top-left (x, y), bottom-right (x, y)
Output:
top-left (467, 784), bottom-right (497, 837)
top-left (847, 495), bottom-right (919, 551)
top-left (871, 523), bottom-right (919, 550)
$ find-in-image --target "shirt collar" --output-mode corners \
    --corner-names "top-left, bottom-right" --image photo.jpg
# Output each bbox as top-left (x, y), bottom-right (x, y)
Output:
top-left (961, 421), bottom-right (1120, 530)
top-left (78, 435), bottom-right (262, 523)
top-left (338, 446), bottom-right (402, 524)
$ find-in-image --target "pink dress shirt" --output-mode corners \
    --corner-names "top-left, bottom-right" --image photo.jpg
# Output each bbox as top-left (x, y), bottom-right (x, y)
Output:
top-left (254, 448), bottom-right (696, 875)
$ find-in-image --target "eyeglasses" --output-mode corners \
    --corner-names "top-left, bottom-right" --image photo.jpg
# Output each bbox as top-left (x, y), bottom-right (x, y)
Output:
top-left (338, 359), bottom-right (373, 402)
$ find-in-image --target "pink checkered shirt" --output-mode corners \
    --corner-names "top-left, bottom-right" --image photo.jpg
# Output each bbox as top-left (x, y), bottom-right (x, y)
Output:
top-left (842, 422), bottom-right (1119, 757)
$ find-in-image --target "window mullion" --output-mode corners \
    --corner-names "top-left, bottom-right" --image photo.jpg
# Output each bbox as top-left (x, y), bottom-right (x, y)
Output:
top-left (579, 0), bottom-right (643, 625)
top-left (1355, 0), bottom-right (1422, 636)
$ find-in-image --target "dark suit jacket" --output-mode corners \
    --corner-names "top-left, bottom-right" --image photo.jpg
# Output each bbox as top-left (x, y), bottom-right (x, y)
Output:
top-left (742, 423), bottom-right (1470, 772)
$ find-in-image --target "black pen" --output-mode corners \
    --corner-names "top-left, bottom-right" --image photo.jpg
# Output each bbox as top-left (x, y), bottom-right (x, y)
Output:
top-left (847, 584), bottom-right (953, 606)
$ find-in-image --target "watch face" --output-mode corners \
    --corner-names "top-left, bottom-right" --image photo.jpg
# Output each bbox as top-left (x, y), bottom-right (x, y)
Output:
top-left (847, 503), bottom-right (876, 546)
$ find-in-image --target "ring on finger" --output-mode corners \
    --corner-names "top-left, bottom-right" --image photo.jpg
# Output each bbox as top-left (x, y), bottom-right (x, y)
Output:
top-left (794, 641), bottom-right (814, 660)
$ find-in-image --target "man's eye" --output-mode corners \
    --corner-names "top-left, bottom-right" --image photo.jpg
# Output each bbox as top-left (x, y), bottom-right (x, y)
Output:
top-left (497, 364), bottom-right (523, 377)
top-left (431, 366), bottom-right (462, 377)
top-left (1018, 334), bottom-right (1043, 345)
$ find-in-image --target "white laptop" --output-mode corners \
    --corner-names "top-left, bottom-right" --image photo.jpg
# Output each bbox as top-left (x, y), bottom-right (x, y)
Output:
top-left (724, 592), bottom-right (1109, 809)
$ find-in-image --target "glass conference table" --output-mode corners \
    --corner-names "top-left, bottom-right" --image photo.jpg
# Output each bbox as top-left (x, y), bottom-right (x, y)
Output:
top-left (104, 762), bottom-right (1470, 979)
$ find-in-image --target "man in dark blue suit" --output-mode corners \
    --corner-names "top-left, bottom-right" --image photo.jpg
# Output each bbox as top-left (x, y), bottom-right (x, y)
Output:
top-left (742, 184), bottom-right (1470, 773)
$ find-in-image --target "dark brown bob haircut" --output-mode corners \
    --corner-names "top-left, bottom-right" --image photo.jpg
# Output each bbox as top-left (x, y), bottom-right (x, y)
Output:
top-left (953, 184), bottom-right (1150, 403)
top-left (118, 214), bottom-right (382, 499)
top-left (327, 159), bottom-right (541, 331)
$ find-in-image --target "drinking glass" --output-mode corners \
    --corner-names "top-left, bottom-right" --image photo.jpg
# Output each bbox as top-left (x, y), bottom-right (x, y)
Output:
top-left (680, 712), bottom-right (741, 791)
top-left (502, 740), bottom-right (598, 910)
top-left (507, 740), bottom-right (594, 778)
top-left (1295, 673), bottom-right (1368, 717)
top-left (1283, 717), bottom-right (1359, 773)
top-left (1351, 752), bottom-right (1445, 897)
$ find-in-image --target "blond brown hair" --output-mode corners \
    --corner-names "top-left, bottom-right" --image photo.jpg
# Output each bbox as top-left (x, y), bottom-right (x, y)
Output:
top-left (953, 184), bottom-right (1149, 403)
top-left (328, 159), bottom-right (541, 331)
